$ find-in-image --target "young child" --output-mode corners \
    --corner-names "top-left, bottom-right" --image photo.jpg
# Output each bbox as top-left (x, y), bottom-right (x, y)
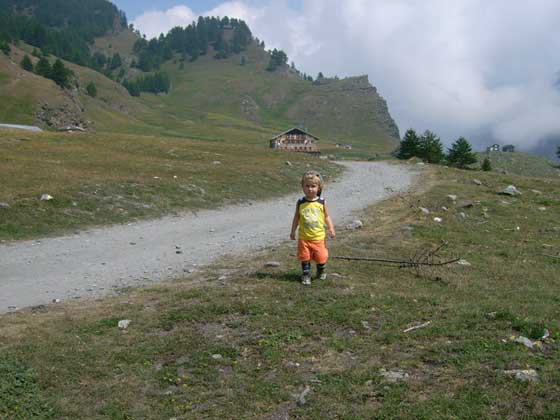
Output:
top-left (290, 170), bottom-right (335, 285)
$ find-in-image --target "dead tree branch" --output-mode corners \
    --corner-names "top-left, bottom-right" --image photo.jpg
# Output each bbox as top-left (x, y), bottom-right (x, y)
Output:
top-left (331, 241), bottom-right (459, 268)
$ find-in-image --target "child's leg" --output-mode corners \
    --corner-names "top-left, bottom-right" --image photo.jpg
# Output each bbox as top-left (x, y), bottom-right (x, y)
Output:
top-left (298, 240), bottom-right (312, 285)
top-left (317, 263), bottom-right (327, 280)
top-left (313, 240), bottom-right (329, 280)
top-left (301, 261), bottom-right (311, 285)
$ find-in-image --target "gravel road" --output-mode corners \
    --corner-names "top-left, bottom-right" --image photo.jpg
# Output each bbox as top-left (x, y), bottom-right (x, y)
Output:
top-left (0, 161), bottom-right (417, 313)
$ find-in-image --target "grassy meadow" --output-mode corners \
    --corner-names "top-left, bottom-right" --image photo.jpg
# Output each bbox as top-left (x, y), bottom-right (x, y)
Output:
top-left (0, 129), bottom-right (339, 241)
top-left (476, 151), bottom-right (560, 179)
top-left (1, 164), bottom-right (559, 419)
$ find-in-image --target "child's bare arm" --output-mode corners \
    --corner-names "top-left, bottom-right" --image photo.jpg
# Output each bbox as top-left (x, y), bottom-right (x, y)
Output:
top-left (324, 202), bottom-right (336, 238)
top-left (290, 205), bottom-right (299, 240)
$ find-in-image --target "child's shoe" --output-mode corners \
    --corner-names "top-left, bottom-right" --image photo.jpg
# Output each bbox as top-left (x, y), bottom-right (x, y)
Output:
top-left (301, 273), bottom-right (312, 286)
top-left (317, 266), bottom-right (327, 280)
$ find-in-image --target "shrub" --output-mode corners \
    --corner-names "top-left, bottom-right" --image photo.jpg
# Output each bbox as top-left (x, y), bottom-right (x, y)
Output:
top-left (21, 55), bottom-right (34, 72)
top-left (481, 157), bottom-right (492, 171)
top-left (86, 81), bottom-right (97, 97)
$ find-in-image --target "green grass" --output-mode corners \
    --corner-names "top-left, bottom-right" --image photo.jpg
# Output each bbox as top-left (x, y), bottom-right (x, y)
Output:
top-left (0, 96), bottom-right (35, 124)
top-left (476, 151), bottom-right (560, 178)
top-left (1, 165), bottom-right (558, 418)
top-left (0, 354), bottom-right (59, 419)
top-left (0, 130), bottom-right (340, 241)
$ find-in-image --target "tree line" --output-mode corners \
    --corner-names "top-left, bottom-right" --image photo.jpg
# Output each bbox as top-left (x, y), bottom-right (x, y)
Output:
top-left (122, 72), bottom-right (170, 96)
top-left (396, 128), bottom-right (489, 170)
top-left (0, 0), bottom-right (126, 68)
top-left (20, 53), bottom-right (73, 88)
top-left (131, 16), bottom-right (252, 72)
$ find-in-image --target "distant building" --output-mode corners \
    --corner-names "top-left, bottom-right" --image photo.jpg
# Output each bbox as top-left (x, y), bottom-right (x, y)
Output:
top-left (270, 128), bottom-right (320, 154)
top-left (487, 144), bottom-right (500, 152)
top-left (502, 144), bottom-right (515, 152)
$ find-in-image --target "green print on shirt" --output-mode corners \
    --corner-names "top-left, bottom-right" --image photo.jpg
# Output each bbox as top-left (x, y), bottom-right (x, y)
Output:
top-left (302, 206), bottom-right (322, 230)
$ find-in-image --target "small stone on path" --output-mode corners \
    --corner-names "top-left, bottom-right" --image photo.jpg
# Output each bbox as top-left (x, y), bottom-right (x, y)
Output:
top-left (0, 202), bottom-right (10, 209)
top-left (40, 194), bottom-right (53, 201)
top-left (265, 261), bottom-right (281, 267)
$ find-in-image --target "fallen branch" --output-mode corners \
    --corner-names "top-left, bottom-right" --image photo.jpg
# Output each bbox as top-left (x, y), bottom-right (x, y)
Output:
top-left (330, 242), bottom-right (460, 279)
top-left (403, 321), bottom-right (431, 333)
top-left (330, 255), bottom-right (460, 267)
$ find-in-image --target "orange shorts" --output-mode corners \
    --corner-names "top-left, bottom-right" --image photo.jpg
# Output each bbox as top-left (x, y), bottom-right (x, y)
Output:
top-left (298, 239), bottom-right (329, 264)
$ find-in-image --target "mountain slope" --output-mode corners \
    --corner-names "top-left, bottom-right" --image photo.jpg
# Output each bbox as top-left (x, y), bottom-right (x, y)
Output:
top-left (1, 8), bottom-right (400, 156)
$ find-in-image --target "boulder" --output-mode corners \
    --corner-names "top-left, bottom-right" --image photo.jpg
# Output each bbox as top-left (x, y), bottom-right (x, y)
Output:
top-left (346, 220), bottom-right (363, 230)
top-left (456, 200), bottom-right (474, 209)
top-left (265, 261), bottom-right (281, 268)
top-left (379, 369), bottom-right (409, 382)
top-left (118, 319), bottom-right (131, 330)
top-left (500, 185), bottom-right (521, 196)
top-left (503, 369), bottom-right (539, 382)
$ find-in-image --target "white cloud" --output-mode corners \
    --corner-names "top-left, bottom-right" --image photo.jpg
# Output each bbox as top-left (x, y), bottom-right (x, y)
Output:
top-left (132, 5), bottom-right (197, 39)
top-left (132, 0), bottom-right (560, 151)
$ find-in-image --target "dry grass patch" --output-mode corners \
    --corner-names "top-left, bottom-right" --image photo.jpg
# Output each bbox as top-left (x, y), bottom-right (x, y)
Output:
top-left (0, 130), bottom-right (339, 240)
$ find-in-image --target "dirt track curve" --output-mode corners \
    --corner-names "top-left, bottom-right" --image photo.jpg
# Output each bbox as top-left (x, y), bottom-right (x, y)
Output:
top-left (0, 161), bottom-right (418, 313)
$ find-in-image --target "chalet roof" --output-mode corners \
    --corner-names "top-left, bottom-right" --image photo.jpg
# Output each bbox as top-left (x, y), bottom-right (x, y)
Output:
top-left (271, 127), bottom-right (319, 141)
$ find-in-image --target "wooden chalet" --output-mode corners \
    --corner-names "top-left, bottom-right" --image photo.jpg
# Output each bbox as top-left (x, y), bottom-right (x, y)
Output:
top-left (270, 128), bottom-right (320, 155)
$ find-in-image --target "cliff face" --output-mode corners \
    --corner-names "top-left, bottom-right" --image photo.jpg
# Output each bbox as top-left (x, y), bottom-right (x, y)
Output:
top-left (285, 75), bottom-right (400, 150)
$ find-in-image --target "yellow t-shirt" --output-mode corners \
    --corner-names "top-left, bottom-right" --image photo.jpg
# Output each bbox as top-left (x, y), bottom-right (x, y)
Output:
top-left (297, 197), bottom-right (326, 241)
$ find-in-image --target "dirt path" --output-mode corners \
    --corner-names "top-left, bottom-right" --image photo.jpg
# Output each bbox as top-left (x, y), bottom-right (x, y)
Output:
top-left (0, 161), bottom-right (418, 312)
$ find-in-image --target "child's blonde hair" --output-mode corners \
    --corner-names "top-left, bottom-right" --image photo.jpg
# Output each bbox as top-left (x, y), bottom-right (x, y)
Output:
top-left (301, 170), bottom-right (323, 195)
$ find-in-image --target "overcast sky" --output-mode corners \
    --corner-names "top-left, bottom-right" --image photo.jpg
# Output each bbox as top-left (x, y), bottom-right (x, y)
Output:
top-left (112, 0), bottom-right (560, 155)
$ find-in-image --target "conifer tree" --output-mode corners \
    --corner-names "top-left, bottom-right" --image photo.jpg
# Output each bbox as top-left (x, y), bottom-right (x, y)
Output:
top-left (397, 129), bottom-right (420, 159)
top-left (21, 55), bottom-right (34, 71)
top-left (35, 56), bottom-right (52, 78)
top-left (418, 130), bottom-right (444, 163)
top-left (446, 137), bottom-right (477, 168)
top-left (86, 81), bottom-right (97, 97)
top-left (481, 157), bottom-right (492, 171)
top-left (0, 40), bottom-right (10, 55)
top-left (557, 145), bottom-right (560, 160)
top-left (50, 59), bottom-right (72, 88)
top-left (109, 53), bottom-right (122, 70)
